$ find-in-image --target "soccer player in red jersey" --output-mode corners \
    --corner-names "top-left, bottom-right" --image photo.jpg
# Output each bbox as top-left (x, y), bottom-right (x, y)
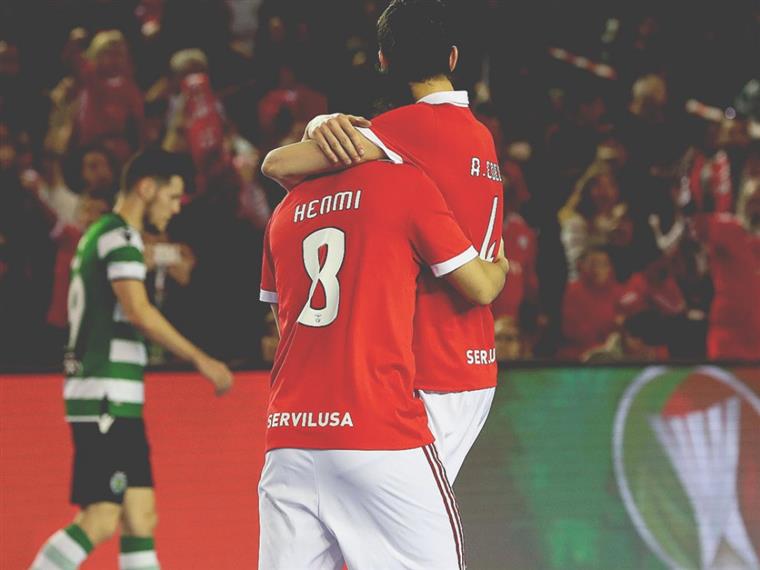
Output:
top-left (262, 0), bottom-right (504, 483)
top-left (259, 161), bottom-right (508, 568)
top-left (695, 179), bottom-right (760, 360)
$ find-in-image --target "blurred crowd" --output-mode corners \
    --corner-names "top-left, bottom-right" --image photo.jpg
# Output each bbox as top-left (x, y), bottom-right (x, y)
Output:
top-left (1, 0), bottom-right (759, 368)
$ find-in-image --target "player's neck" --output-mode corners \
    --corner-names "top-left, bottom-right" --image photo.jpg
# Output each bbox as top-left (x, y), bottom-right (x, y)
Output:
top-left (113, 196), bottom-right (144, 231)
top-left (410, 77), bottom-right (455, 102)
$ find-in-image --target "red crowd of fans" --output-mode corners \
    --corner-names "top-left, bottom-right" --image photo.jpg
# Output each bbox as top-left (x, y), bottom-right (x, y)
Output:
top-left (1, 0), bottom-right (759, 366)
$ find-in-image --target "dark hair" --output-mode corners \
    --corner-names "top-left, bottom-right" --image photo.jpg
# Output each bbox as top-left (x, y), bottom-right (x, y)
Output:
top-left (121, 149), bottom-right (185, 194)
top-left (64, 143), bottom-right (118, 192)
top-left (575, 169), bottom-right (618, 221)
top-left (377, 0), bottom-right (454, 84)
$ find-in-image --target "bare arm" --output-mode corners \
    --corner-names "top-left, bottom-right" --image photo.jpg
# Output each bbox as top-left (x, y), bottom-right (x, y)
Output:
top-left (112, 280), bottom-right (233, 394)
top-left (261, 140), bottom-right (340, 190)
top-left (261, 114), bottom-right (384, 190)
top-left (444, 242), bottom-right (510, 305)
top-left (20, 171), bottom-right (59, 231)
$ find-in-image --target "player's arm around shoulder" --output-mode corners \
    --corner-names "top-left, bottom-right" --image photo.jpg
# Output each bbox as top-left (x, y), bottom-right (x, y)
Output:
top-left (261, 114), bottom-right (385, 190)
top-left (305, 104), bottom-right (427, 168)
top-left (112, 279), bottom-right (234, 395)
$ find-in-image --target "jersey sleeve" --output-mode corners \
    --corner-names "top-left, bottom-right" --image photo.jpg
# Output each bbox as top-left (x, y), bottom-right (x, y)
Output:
top-left (97, 226), bottom-right (146, 281)
top-left (259, 221), bottom-right (278, 304)
top-left (407, 172), bottom-right (477, 277)
top-left (357, 105), bottom-right (433, 165)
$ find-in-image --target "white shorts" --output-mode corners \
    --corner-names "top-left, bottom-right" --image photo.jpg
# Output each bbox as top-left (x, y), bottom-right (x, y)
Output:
top-left (419, 387), bottom-right (496, 483)
top-left (258, 446), bottom-right (464, 570)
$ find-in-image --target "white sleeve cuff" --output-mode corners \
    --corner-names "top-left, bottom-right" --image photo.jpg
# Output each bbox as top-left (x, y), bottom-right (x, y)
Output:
top-left (430, 246), bottom-right (478, 277)
top-left (356, 128), bottom-right (404, 164)
top-left (108, 261), bottom-right (147, 281)
top-left (260, 289), bottom-right (278, 303)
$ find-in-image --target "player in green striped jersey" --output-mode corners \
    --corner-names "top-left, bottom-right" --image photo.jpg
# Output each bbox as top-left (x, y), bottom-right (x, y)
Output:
top-left (32, 150), bottom-right (234, 570)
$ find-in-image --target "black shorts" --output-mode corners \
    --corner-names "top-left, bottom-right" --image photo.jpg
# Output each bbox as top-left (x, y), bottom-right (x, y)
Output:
top-left (69, 418), bottom-right (154, 507)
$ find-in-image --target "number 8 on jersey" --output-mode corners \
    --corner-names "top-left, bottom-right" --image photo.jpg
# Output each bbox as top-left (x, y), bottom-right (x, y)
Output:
top-left (298, 227), bottom-right (346, 328)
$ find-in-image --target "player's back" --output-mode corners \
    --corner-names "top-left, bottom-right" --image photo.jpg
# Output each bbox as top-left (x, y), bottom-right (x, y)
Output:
top-left (65, 213), bottom-right (147, 421)
top-left (261, 160), bottom-right (475, 451)
top-left (365, 94), bottom-right (503, 390)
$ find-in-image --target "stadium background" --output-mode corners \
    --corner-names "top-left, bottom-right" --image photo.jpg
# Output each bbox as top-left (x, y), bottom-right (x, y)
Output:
top-left (2, 366), bottom-right (759, 568)
top-left (2, 0), bottom-right (760, 568)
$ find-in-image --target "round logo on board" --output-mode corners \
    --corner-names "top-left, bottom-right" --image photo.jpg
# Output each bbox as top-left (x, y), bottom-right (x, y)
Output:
top-left (110, 471), bottom-right (128, 495)
top-left (613, 366), bottom-right (760, 569)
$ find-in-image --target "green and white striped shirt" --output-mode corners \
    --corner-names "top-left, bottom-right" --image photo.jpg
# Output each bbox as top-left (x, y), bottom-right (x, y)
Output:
top-left (64, 213), bottom-right (148, 422)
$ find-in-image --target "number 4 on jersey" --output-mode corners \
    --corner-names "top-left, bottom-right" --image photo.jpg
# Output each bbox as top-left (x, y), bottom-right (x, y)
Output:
top-left (298, 228), bottom-right (345, 328)
top-left (479, 197), bottom-right (499, 262)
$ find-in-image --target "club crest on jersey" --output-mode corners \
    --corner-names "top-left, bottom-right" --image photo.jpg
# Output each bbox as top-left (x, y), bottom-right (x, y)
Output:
top-left (63, 352), bottom-right (83, 376)
top-left (267, 411), bottom-right (354, 429)
top-left (110, 471), bottom-right (128, 495)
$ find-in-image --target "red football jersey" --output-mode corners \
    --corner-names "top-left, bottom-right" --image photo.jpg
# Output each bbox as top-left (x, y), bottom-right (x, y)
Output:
top-left (701, 214), bottom-right (760, 359)
top-left (503, 213), bottom-right (538, 296)
top-left (492, 212), bottom-right (539, 317)
top-left (491, 260), bottom-right (524, 318)
top-left (181, 73), bottom-right (229, 183)
top-left (260, 161), bottom-right (478, 451)
top-left (358, 91), bottom-right (504, 391)
top-left (558, 278), bottom-right (623, 360)
top-left (618, 272), bottom-right (686, 317)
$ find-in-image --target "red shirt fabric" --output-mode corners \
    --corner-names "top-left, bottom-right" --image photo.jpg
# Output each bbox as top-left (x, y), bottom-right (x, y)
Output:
top-left (181, 73), bottom-right (229, 180)
top-left (491, 259), bottom-right (523, 318)
top-left (359, 91), bottom-right (504, 391)
top-left (260, 161), bottom-right (477, 451)
top-left (504, 213), bottom-right (538, 297)
top-left (76, 61), bottom-right (144, 149)
top-left (501, 160), bottom-right (531, 206)
top-left (559, 278), bottom-right (623, 359)
top-left (492, 213), bottom-right (539, 318)
top-left (688, 150), bottom-right (733, 213)
top-left (701, 214), bottom-right (760, 359)
top-left (258, 85), bottom-right (328, 135)
top-left (618, 272), bottom-right (686, 317)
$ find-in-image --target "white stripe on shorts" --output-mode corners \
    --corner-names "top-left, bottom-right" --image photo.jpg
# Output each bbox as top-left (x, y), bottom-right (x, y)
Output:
top-left (110, 339), bottom-right (147, 366)
top-left (423, 443), bottom-right (465, 569)
top-left (64, 378), bottom-right (144, 403)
